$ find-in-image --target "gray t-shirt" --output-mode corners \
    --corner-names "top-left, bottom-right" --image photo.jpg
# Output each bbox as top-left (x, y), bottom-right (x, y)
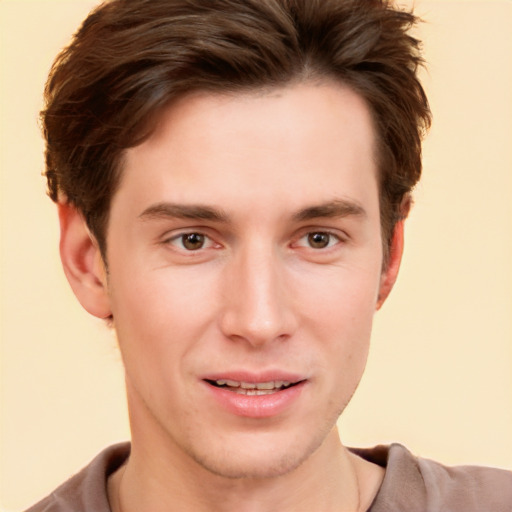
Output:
top-left (25, 443), bottom-right (512, 511)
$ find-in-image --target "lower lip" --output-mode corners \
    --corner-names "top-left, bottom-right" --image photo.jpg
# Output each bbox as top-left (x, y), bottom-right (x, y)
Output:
top-left (203, 381), bottom-right (306, 418)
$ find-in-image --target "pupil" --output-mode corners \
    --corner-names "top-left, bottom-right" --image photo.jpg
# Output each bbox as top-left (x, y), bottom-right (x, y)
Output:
top-left (183, 233), bottom-right (204, 250)
top-left (308, 232), bottom-right (329, 249)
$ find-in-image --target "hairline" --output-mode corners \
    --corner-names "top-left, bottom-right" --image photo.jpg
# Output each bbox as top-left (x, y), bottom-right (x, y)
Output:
top-left (95, 76), bottom-right (392, 268)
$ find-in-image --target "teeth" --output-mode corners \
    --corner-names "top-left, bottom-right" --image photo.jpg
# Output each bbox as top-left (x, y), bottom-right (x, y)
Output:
top-left (254, 382), bottom-right (274, 390)
top-left (215, 379), bottom-right (240, 387)
top-left (244, 389), bottom-right (275, 395)
top-left (214, 379), bottom-right (293, 391)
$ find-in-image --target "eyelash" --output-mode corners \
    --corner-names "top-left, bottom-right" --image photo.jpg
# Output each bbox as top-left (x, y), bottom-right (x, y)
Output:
top-left (294, 231), bottom-right (342, 250)
top-left (164, 231), bottom-right (218, 251)
top-left (163, 229), bottom-right (344, 253)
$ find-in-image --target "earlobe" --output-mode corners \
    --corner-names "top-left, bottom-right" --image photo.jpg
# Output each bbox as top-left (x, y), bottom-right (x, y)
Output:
top-left (376, 220), bottom-right (405, 310)
top-left (58, 203), bottom-right (112, 319)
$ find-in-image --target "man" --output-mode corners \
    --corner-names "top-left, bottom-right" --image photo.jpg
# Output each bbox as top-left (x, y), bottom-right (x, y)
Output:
top-left (26, 0), bottom-right (512, 511)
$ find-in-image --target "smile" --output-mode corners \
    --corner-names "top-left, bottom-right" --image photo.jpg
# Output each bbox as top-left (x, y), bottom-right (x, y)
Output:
top-left (207, 379), bottom-right (296, 395)
top-left (202, 375), bottom-right (307, 417)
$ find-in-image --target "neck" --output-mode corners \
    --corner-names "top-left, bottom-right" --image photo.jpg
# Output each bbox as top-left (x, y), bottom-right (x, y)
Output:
top-left (107, 380), bottom-right (384, 512)
top-left (108, 428), bottom-right (384, 512)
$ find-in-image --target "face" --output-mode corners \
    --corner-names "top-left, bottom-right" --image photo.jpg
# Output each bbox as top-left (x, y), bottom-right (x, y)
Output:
top-left (93, 82), bottom-right (399, 478)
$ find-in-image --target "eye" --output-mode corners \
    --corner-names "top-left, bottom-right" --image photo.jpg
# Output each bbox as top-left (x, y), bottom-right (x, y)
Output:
top-left (298, 231), bottom-right (341, 249)
top-left (167, 232), bottom-right (215, 251)
top-left (181, 233), bottom-right (206, 250)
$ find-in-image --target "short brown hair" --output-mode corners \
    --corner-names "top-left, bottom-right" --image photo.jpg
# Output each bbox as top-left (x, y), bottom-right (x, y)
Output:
top-left (42, 0), bottom-right (431, 261)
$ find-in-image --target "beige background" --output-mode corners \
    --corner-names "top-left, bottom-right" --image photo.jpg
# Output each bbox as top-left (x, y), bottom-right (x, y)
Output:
top-left (1, 0), bottom-right (511, 510)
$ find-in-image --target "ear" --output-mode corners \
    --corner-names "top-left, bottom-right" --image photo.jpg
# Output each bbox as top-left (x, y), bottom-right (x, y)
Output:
top-left (376, 219), bottom-right (405, 310)
top-left (58, 203), bottom-right (112, 319)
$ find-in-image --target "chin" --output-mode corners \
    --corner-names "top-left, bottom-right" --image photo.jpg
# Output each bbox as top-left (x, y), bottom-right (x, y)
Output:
top-left (191, 450), bottom-right (309, 480)
top-left (184, 427), bottom-right (330, 481)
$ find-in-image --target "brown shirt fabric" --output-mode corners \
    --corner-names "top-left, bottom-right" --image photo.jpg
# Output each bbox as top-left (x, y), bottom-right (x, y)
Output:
top-left (25, 442), bottom-right (512, 512)
top-left (352, 445), bottom-right (512, 512)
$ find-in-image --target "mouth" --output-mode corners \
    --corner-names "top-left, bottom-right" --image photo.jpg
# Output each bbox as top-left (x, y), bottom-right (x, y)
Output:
top-left (204, 379), bottom-right (302, 396)
top-left (202, 373), bottom-right (307, 417)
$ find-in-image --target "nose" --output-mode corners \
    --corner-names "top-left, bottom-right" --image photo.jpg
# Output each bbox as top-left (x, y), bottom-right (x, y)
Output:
top-left (218, 242), bottom-right (298, 347)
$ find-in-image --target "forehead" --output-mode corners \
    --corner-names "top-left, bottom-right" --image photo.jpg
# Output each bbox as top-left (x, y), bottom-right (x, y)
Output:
top-left (142, 81), bottom-right (375, 161)
top-left (114, 81), bottom-right (378, 220)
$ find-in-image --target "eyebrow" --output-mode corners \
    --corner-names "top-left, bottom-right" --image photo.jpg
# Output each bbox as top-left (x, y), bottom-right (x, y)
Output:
top-left (139, 203), bottom-right (229, 222)
top-left (292, 199), bottom-right (366, 222)
top-left (138, 199), bottom-right (365, 223)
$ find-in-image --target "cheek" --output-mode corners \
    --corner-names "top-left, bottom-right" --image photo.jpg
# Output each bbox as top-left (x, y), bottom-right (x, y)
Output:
top-left (107, 265), bottom-right (220, 374)
top-left (296, 265), bottom-right (380, 380)
top-left (111, 261), bottom-right (218, 323)
top-left (297, 263), bottom-right (381, 327)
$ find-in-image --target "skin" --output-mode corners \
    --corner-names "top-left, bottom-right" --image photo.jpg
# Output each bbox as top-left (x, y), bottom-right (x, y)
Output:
top-left (59, 81), bottom-right (404, 511)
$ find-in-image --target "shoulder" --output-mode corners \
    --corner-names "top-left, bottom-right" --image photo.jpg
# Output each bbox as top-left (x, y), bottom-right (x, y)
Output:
top-left (352, 443), bottom-right (512, 512)
top-left (24, 443), bottom-right (130, 512)
top-left (416, 450), bottom-right (512, 510)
